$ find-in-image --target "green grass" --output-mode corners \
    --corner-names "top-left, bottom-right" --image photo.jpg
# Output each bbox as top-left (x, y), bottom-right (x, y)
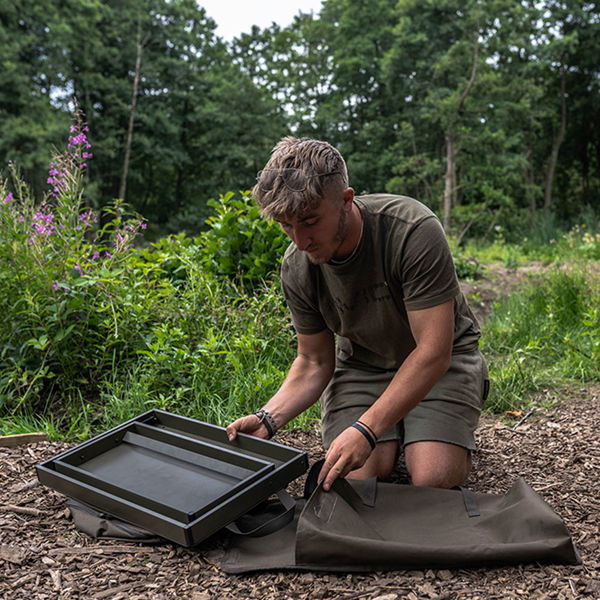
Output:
top-left (481, 264), bottom-right (600, 413)
top-left (460, 219), bottom-right (600, 268)
top-left (0, 413), bottom-right (63, 441)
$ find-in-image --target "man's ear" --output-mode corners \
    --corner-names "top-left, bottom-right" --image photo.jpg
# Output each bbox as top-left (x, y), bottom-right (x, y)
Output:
top-left (342, 187), bottom-right (355, 211)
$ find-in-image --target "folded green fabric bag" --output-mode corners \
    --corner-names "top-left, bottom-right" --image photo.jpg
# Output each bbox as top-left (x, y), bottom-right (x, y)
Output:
top-left (221, 474), bottom-right (581, 573)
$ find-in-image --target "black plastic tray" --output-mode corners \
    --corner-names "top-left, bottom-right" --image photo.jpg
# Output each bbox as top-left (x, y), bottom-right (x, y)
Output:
top-left (36, 410), bottom-right (308, 546)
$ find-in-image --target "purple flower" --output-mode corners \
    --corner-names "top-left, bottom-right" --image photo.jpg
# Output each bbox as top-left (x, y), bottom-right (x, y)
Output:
top-left (3, 192), bottom-right (14, 204)
top-left (47, 162), bottom-right (68, 198)
top-left (31, 211), bottom-right (56, 237)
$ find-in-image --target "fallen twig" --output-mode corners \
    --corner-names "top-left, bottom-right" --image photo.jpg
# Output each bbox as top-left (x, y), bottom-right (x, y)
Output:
top-left (0, 504), bottom-right (41, 517)
top-left (10, 479), bottom-right (39, 493)
top-left (92, 582), bottom-right (144, 599)
top-left (48, 545), bottom-right (158, 556)
top-left (512, 407), bottom-right (536, 430)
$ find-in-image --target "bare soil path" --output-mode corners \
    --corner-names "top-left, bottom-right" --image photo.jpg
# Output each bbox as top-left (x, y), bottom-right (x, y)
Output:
top-left (1, 384), bottom-right (599, 600)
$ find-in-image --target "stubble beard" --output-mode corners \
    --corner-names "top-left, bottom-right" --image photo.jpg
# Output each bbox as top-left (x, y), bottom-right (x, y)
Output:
top-left (306, 207), bottom-right (351, 265)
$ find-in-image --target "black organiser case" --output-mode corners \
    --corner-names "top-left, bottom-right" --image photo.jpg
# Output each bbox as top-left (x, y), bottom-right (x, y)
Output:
top-left (36, 410), bottom-right (308, 546)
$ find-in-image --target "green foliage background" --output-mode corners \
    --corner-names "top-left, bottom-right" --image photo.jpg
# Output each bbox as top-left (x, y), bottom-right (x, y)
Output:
top-left (1, 121), bottom-right (599, 440)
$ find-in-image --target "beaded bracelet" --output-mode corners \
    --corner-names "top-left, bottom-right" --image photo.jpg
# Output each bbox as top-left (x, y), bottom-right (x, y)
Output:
top-left (254, 408), bottom-right (278, 439)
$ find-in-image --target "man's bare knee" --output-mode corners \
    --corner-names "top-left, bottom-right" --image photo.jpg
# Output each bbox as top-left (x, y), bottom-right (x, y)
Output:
top-left (405, 441), bottom-right (472, 488)
top-left (410, 464), bottom-right (470, 488)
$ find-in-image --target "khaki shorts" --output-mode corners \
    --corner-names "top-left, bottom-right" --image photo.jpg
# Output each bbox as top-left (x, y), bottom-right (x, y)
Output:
top-left (320, 349), bottom-right (489, 451)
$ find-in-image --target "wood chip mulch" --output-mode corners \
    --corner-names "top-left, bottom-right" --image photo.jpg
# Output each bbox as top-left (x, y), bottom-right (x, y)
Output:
top-left (1, 385), bottom-right (599, 600)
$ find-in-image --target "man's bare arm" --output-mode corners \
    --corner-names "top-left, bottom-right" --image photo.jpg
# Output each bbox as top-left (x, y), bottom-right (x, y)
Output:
top-left (226, 329), bottom-right (336, 440)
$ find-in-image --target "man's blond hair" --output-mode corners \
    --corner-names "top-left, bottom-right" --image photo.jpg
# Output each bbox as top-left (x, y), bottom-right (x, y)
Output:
top-left (253, 137), bottom-right (348, 219)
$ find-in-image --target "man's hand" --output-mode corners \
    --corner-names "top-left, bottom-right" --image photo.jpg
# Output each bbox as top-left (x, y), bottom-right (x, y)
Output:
top-left (317, 425), bottom-right (374, 491)
top-left (226, 414), bottom-right (269, 441)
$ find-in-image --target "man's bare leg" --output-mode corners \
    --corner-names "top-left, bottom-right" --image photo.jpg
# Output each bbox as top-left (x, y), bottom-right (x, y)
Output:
top-left (405, 440), bottom-right (471, 488)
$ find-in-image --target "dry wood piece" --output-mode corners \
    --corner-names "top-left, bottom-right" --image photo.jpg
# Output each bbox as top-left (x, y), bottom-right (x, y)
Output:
top-left (0, 545), bottom-right (25, 564)
top-left (92, 582), bottom-right (145, 599)
top-left (10, 479), bottom-right (39, 493)
top-left (48, 545), bottom-right (158, 556)
top-left (0, 432), bottom-right (49, 448)
top-left (0, 504), bottom-right (41, 516)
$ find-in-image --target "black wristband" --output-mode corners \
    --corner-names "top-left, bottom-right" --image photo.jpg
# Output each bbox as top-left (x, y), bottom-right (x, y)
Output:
top-left (356, 420), bottom-right (378, 442)
top-left (351, 422), bottom-right (376, 450)
top-left (254, 409), bottom-right (277, 439)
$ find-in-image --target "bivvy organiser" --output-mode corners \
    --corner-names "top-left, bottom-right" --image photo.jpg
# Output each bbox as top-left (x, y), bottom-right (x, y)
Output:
top-left (221, 461), bottom-right (581, 573)
top-left (36, 410), bottom-right (308, 547)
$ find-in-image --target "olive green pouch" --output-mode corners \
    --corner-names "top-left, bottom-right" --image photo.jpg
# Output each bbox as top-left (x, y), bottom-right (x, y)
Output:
top-left (66, 499), bottom-right (162, 543)
top-left (221, 462), bottom-right (581, 573)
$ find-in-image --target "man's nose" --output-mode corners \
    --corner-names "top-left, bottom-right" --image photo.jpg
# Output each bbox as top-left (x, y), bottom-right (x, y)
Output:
top-left (293, 227), bottom-right (310, 251)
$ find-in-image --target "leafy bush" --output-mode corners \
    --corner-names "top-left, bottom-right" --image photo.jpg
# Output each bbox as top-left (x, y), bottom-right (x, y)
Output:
top-left (0, 115), bottom-right (157, 415)
top-left (98, 270), bottom-right (302, 432)
top-left (0, 115), bottom-right (303, 436)
top-left (199, 191), bottom-right (288, 286)
top-left (447, 237), bottom-right (483, 280)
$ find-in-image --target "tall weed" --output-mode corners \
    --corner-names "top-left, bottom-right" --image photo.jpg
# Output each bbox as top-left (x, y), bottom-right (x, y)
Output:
top-left (0, 113), bottom-right (153, 414)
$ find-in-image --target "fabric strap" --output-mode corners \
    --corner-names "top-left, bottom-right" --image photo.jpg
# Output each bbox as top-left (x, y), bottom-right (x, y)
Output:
top-left (225, 489), bottom-right (296, 537)
top-left (457, 486), bottom-right (481, 517)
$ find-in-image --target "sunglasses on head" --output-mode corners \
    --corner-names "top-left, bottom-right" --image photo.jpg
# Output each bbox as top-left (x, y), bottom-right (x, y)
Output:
top-left (256, 168), bottom-right (341, 192)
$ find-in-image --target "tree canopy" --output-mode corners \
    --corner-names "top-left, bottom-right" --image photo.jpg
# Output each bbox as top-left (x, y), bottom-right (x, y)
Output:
top-left (1, 0), bottom-right (598, 237)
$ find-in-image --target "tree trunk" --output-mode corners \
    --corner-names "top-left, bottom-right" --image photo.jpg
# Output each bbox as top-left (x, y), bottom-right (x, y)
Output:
top-left (119, 20), bottom-right (143, 202)
top-left (443, 133), bottom-right (454, 234)
top-left (442, 16), bottom-right (479, 234)
top-left (543, 56), bottom-right (567, 214)
top-left (526, 145), bottom-right (536, 217)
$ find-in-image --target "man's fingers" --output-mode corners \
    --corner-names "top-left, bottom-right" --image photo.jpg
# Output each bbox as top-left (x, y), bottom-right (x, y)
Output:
top-left (317, 458), bottom-right (334, 485)
top-left (226, 415), bottom-right (256, 441)
top-left (323, 462), bottom-right (346, 491)
top-left (318, 457), bottom-right (347, 492)
top-left (226, 420), bottom-right (241, 441)
top-left (227, 414), bottom-right (268, 442)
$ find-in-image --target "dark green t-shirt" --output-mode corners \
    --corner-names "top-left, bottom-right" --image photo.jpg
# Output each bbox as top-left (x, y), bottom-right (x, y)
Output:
top-left (280, 194), bottom-right (481, 370)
